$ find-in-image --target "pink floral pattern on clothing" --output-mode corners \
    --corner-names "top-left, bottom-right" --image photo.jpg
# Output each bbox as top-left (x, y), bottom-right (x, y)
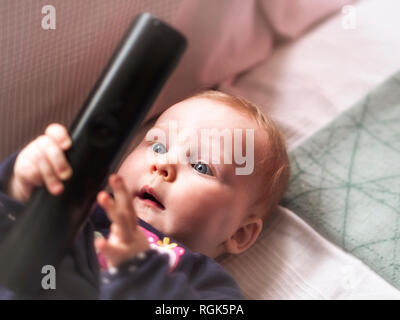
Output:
top-left (139, 226), bottom-right (185, 272)
top-left (95, 228), bottom-right (185, 272)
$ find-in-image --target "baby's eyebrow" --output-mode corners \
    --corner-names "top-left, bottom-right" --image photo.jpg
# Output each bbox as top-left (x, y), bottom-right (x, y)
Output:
top-left (154, 123), bottom-right (168, 129)
top-left (145, 125), bottom-right (168, 139)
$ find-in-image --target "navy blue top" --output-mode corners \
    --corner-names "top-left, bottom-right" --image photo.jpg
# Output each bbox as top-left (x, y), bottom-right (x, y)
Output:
top-left (0, 152), bottom-right (243, 300)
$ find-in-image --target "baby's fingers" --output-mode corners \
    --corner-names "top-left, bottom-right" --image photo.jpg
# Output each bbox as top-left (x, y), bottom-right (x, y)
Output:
top-left (97, 190), bottom-right (133, 242)
top-left (110, 175), bottom-right (138, 227)
top-left (97, 191), bottom-right (117, 221)
top-left (98, 175), bottom-right (138, 242)
top-left (17, 142), bottom-right (63, 195)
top-left (36, 135), bottom-right (73, 182)
top-left (45, 123), bottom-right (72, 150)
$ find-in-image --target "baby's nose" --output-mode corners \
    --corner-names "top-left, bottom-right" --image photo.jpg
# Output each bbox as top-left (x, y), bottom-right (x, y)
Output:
top-left (151, 163), bottom-right (176, 182)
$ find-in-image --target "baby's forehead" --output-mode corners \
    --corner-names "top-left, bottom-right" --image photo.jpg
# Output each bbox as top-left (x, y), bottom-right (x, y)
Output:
top-left (156, 97), bottom-right (270, 153)
top-left (156, 97), bottom-right (257, 131)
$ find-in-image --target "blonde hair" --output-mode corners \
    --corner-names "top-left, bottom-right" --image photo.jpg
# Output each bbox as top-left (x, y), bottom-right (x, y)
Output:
top-left (191, 90), bottom-right (290, 220)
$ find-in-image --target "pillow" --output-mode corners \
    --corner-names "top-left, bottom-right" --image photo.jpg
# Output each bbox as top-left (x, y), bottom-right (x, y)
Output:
top-left (260, 0), bottom-right (357, 40)
top-left (220, 0), bottom-right (400, 150)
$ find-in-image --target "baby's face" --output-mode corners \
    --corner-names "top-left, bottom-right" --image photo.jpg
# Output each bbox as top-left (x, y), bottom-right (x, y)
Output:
top-left (117, 97), bottom-right (267, 258)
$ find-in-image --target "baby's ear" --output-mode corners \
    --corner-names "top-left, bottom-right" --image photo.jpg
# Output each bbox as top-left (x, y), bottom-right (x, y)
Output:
top-left (224, 216), bottom-right (263, 255)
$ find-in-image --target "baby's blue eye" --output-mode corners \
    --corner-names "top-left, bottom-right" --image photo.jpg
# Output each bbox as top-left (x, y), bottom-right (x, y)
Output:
top-left (192, 162), bottom-right (213, 176)
top-left (152, 142), bottom-right (167, 154)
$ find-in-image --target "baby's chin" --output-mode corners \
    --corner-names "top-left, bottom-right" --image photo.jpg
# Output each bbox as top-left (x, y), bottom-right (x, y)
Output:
top-left (137, 210), bottom-right (185, 244)
top-left (134, 201), bottom-right (190, 246)
top-left (136, 208), bottom-right (167, 234)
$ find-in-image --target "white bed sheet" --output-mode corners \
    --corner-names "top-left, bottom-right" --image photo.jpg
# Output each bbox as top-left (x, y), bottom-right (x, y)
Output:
top-left (219, 0), bottom-right (400, 299)
top-left (222, 206), bottom-right (399, 299)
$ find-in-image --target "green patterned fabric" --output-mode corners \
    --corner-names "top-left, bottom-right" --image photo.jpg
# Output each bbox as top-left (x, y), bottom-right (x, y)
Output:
top-left (283, 72), bottom-right (400, 289)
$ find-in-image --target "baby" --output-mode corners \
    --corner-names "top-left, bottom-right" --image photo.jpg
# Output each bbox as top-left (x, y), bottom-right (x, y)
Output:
top-left (1, 90), bottom-right (289, 299)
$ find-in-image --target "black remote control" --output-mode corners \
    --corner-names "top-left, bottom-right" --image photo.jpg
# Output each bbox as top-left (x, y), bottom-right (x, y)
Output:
top-left (0, 13), bottom-right (186, 296)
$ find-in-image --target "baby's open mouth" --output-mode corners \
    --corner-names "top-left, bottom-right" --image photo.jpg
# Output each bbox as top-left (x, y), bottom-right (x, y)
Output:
top-left (137, 186), bottom-right (165, 210)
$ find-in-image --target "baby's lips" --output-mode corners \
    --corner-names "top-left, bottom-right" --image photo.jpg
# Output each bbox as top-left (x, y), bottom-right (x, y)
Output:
top-left (137, 185), bottom-right (165, 210)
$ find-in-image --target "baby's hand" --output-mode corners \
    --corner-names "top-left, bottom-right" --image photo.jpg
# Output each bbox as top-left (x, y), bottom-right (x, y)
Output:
top-left (7, 123), bottom-right (73, 203)
top-left (95, 174), bottom-right (150, 268)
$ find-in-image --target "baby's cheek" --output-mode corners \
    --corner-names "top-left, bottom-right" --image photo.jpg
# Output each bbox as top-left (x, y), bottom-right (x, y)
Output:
top-left (175, 183), bottom-right (228, 226)
top-left (176, 183), bottom-right (218, 214)
top-left (117, 154), bottom-right (147, 187)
